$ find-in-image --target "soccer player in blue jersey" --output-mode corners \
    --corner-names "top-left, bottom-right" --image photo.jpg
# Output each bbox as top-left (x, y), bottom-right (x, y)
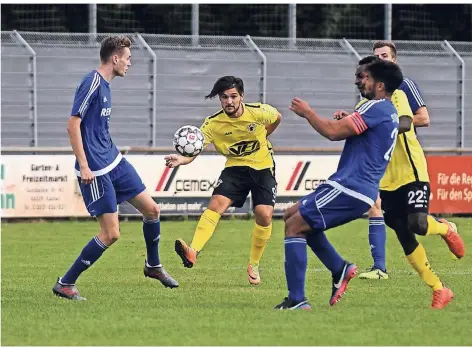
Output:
top-left (52, 35), bottom-right (178, 301)
top-left (359, 40), bottom-right (459, 280)
top-left (274, 59), bottom-right (403, 310)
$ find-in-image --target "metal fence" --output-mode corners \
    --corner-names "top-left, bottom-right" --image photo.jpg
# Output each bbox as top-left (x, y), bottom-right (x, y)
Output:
top-left (1, 31), bottom-right (471, 150)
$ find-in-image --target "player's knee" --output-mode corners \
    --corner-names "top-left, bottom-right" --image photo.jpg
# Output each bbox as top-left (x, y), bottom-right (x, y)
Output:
top-left (101, 226), bottom-right (120, 244)
top-left (407, 213), bottom-right (428, 236)
top-left (368, 199), bottom-right (383, 218)
top-left (284, 216), bottom-right (303, 238)
top-left (255, 207), bottom-right (273, 227)
top-left (143, 203), bottom-right (160, 221)
top-left (283, 202), bottom-right (300, 222)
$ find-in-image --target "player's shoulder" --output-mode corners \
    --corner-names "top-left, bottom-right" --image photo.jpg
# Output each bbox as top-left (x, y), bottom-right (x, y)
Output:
top-left (205, 108), bottom-right (225, 122)
top-left (357, 99), bottom-right (396, 122)
top-left (399, 77), bottom-right (419, 90)
top-left (355, 99), bottom-right (390, 113)
top-left (244, 102), bottom-right (262, 109)
top-left (79, 70), bottom-right (101, 87)
top-left (247, 102), bottom-right (279, 115)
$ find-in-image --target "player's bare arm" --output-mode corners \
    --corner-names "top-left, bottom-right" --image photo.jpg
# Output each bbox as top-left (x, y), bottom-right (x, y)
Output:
top-left (398, 115), bottom-right (413, 134)
top-left (290, 97), bottom-right (358, 141)
top-left (265, 113), bottom-right (282, 136)
top-left (413, 106), bottom-right (430, 127)
top-left (67, 116), bottom-right (94, 184)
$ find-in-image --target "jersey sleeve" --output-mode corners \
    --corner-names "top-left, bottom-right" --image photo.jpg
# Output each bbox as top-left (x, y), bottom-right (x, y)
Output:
top-left (392, 90), bottom-right (413, 119)
top-left (399, 78), bottom-right (425, 113)
top-left (200, 118), bottom-right (213, 149)
top-left (350, 100), bottom-right (390, 133)
top-left (259, 104), bottom-right (280, 125)
top-left (70, 73), bottom-right (100, 118)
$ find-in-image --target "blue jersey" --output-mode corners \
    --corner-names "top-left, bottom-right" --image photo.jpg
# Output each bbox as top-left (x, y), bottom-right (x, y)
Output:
top-left (71, 70), bottom-right (121, 176)
top-left (399, 78), bottom-right (425, 113)
top-left (327, 99), bottom-right (399, 205)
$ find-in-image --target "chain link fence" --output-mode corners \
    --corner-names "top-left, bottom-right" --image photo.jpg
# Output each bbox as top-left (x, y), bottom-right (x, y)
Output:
top-left (1, 31), bottom-right (469, 149)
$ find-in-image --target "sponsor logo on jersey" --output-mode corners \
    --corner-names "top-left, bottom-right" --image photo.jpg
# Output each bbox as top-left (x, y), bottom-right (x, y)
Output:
top-left (228, 140), bottom-right (260, 156)
top-left (100, 108), bottom-right (112, 117)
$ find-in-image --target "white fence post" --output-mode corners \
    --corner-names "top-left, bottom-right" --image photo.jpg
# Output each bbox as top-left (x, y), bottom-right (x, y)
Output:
top-left (443, 40), bottom-right (465, 149)
top-left (192, 4), bottom-right (199, 47)
top-left (243, 35), bottom-right (267, 103)
top-left (136, 33), bottom-right (157, 147)
top-left (12, 30), bottom-right (37, 147)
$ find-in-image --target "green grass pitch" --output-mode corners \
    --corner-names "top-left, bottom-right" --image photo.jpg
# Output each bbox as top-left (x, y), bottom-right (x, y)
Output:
top-left (2, 218), bottom-right (472, 345)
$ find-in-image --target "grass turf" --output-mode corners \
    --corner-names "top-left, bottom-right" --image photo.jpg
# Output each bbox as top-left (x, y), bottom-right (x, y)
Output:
top-left (2, 218), bottom-right (471, 345)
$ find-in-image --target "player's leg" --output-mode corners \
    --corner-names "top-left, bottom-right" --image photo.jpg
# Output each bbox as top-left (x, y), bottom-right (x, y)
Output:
top-left (274, 204), bottom-right (312, 310)
top-left (299, 184), bottom-right (367, 305)
top-left (246, 204), bottom-right (273, 285)
top-left (382, 189), bottom-right (454, 309)
top-left (359, 195), bottom-right (388, 279)
top-left (175, 167), bottom-right (248, 268)
top-left (53, 175), bottom-right (118, 300)
top-left (393, 218), bottom-right (453, 308)
top-left (112, 158), bottom-right (178, 288)
top-left (406, 183), bottom-right (464, 258)
top-left (127, 191), bottom-right (178, 288)
top-left (174, 194), bottom-right (232, 268)
top-left (247, 168), bottom-right (276, 285)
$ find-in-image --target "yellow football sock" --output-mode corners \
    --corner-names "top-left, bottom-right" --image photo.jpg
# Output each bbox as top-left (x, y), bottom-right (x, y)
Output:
top-left (249, 223), bottom-right (272, 265)
top-left (426, 216), bottom-right (448, 236)
top-left (190, 209), bottom-right (221, 252)
top-left (406, 243), bottom-right (443, 291)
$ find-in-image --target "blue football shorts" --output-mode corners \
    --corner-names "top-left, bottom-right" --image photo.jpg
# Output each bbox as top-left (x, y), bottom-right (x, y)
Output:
top-left (298, 183), bottom-right (372, 232)
top-left (78, 158), bottom-right (146, 217)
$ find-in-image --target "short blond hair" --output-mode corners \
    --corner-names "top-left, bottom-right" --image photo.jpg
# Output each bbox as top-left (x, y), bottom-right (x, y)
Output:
top-left (100, 35), bottom-right (131, 63)
top-left (372, 40), bottom-right (397, 59)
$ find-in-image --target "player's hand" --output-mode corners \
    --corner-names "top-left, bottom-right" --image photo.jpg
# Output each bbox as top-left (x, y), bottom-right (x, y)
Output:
top-left (289, 97), bottom-right (312, 118)
top-left (164, 154), bottom-right (184, 168)
top-left (333, 110), bottom-right (349, 120)
top-left (80, 166), bottom-right (94, 185)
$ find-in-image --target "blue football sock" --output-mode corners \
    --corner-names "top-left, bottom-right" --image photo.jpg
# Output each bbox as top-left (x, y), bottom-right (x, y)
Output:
top-left (61, 236), bottom-right (108, 284)
top-left (368, 217), bottom-right (386, 271)
top-left (143, 218), bottom-right (161, 267)
top-left (284, 237), bottom-right (307, 302)
top-left (306, 231), bottom-right (344, 275)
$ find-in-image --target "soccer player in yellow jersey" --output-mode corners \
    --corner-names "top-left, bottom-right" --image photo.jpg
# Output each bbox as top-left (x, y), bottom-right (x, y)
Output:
top-left (357, 42), bottom-right (464, 282)
top-left (164, 76), bottom-right (282, 285)
top-left (347, 57), bottom-right (465, 309)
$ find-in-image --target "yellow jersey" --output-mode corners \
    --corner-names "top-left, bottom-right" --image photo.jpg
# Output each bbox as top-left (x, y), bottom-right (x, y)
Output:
top-left (356, 90), bottom-right (429, 191)
top-left (200, 102), bottom-right (279, 170)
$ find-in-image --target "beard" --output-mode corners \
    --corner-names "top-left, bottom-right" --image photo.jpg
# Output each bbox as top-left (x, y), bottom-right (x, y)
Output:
top-left (225, 104), bottom-right (240, 116)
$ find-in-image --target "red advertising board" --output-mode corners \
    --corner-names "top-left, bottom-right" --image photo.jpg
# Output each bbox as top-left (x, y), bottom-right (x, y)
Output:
top-left (427, 156), bottom-right (472, 214)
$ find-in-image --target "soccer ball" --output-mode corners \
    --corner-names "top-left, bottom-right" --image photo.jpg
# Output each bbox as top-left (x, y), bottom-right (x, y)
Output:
top-left (173, 125), bottom-right (204, 157)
